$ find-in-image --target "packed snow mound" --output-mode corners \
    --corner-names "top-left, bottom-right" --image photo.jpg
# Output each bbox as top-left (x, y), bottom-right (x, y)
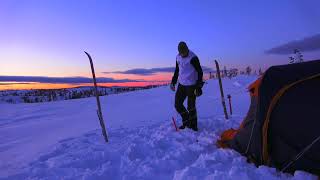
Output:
top-left (233, 81), bottom-right (242, 87)
top-left (9, 117), bottom-right (315, 180)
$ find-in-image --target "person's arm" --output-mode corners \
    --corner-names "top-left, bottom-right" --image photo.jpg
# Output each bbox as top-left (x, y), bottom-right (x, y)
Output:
top-left (171, 61), bottom-right (179, 85)
top-left (190, 56), bottom-right (203, 86)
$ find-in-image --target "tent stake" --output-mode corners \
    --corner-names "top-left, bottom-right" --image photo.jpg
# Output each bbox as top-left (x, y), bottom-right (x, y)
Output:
top-left (172, 116), bottom-right (178, 132)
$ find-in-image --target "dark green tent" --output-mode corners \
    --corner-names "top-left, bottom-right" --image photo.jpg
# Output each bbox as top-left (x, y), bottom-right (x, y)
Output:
top-left (220, 59), bottom-right (320, 175)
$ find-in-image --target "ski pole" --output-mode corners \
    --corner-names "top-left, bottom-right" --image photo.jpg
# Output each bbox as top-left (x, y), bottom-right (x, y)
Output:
top-left (227, 94), bottom-right (232, 115)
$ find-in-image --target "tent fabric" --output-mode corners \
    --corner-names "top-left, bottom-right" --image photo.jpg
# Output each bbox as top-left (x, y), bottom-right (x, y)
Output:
top-left (265, 74), bottom-right (320, 174)
top-left (216, 77), bottom-right (260, 149)
top-left (216, 128), bottom-right (239, 148)
top-left (262, 73), bottom-right (320, 163)
top-left (217, 59), bottom-right (320, 175)
top-left (248, 76), bottom-right (263, 97)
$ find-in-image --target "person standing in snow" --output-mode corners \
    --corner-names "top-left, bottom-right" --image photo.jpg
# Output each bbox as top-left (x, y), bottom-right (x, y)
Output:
top-left (170, 41), bottom-right (204, 131)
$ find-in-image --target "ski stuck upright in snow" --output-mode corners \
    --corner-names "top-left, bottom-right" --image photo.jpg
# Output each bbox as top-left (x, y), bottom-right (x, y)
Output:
top-left (215, 60), bottom-right (229, 120)
top-left (84, 51), bottom-right (109, 143)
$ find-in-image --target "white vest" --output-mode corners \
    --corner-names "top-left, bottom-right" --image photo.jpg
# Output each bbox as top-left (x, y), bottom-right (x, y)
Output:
top-left (176, 51), bottom-right (198, 86)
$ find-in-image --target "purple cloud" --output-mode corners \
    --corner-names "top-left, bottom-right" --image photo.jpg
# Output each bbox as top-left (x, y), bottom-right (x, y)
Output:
top-left (103, 66), bottom-right (214, 76)
top-left (0, 76), bottom-right (141, 84)
top-left (265, 34), bottom-right (320, 54)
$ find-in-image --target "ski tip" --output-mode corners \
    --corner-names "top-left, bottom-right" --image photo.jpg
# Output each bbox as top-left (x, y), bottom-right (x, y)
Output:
top-left (84, 51), bottom-right (92, 60)
top-left (214, 60), bottom-right (218, 64)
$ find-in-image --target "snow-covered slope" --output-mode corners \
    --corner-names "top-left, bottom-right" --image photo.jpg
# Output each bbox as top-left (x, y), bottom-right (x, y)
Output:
top-left (0, 76), bottom-right (316, 179)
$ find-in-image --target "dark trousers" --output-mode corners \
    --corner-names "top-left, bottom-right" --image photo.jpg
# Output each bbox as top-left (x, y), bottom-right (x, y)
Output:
top-left (175, 84), bottom-right (197, 128)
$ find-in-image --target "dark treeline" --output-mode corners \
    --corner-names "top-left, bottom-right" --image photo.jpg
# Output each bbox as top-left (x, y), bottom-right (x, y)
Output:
top-left (0, 85), bottom-right (163, 104)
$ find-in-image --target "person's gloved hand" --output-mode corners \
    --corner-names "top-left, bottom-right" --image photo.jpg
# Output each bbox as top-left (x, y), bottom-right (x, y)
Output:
top-left (170, 84), bottom-right (176, 91)
top-left (194, 81), bottom-right (204, 97)
top-left (197, 81), bottom-right (205, 88)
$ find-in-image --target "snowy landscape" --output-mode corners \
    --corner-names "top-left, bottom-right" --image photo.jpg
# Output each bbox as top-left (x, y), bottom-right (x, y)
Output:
top-left (0, 75), bottom-right (316, 180)
top-left (2, 0), bottom-right (320, 179)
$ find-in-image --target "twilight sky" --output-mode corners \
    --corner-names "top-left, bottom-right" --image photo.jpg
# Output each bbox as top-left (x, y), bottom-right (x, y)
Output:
top-left (0, 0), bottom-right (320, 89)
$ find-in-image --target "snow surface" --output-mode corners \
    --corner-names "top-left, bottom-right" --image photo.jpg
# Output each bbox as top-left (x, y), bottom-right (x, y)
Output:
top-left (0, 76), bottom-right (316, 179)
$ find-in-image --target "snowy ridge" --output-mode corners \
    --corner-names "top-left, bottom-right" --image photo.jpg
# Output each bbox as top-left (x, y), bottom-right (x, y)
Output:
top-left (0, 76), bottom-right (316, 179)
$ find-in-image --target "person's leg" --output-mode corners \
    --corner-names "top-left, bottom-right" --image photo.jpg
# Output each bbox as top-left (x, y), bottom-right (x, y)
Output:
top-left (175, 84), bottom-right (189, 128)
top-left (186, 86), bottom-right (198, 131)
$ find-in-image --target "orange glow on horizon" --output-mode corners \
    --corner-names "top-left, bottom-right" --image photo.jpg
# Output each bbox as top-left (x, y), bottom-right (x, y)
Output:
top-left (0, 81), bottom-right (170, 91)
top-left (0, 83), bottom-right (79, 90)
